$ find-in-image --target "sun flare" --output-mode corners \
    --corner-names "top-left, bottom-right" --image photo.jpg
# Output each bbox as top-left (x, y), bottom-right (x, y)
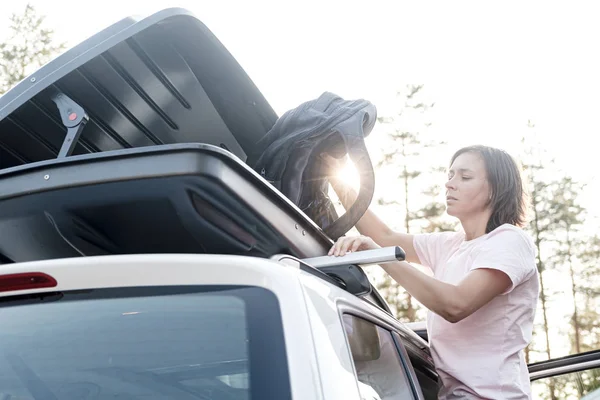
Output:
top-left (336, 160), bottom-right (360, 188)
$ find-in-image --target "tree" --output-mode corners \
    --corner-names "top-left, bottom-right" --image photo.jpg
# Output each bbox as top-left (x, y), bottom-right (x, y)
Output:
top-left (374, 84), bottom-right (450, 322)
top-left (521, 126), bottom-right (560, 399)
top-left (546, 177), bottom-right (586, 355)
top-left (0, 3), bottom-right (66, 94)
top-left (521, 120), bottom-right (600, 398)
top-left (574, 234), bottom-right (600, 354)
top-left (579, 235), bottom-right (600, 343)
top-left (526, 167), bottom-right (555, 360)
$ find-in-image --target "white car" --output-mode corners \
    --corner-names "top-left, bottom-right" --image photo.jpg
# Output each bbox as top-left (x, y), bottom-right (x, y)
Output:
top-left (0, 7), bottom-right (598, 399)
top-left (0, 252), bottom-right (438, 399)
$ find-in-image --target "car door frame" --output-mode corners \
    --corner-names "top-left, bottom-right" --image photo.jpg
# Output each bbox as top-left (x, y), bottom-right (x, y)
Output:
top-left (528, 349), bottom-right (600, 385)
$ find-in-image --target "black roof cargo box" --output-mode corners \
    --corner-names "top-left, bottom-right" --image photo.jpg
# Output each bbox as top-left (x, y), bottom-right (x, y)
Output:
top-left (0, 8), bottom-right (335, 263)
top-left (0, 7), bottom-right (276, 167)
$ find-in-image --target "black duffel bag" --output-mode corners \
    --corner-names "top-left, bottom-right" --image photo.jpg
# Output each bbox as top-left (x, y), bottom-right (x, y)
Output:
top-left (249, 92), bottom-right (377, 240)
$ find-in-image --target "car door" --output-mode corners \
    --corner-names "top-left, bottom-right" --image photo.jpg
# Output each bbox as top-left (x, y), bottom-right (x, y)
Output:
top-left (341, 312), bottom-right (422, 400)
top-left (528, 349), bottom-right (600, 399)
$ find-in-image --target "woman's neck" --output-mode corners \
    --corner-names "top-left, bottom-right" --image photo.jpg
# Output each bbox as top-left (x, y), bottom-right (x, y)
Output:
top-left (460, 212), bottom-right (491, 241)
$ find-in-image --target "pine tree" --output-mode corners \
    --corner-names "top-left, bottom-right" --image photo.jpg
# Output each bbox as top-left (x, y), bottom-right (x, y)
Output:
top-left (527, 172), bottom-right (555, 361)
top-left (521, 125), bottom-right (559, 400)
top-left (0, 3), bottom-right (66, 94)
top-left (546, 177), bottom-right (586, 355)
top-left (374, 84), bottom-right (448, 322)
top-left (577, 235), bottom-right (600, 352)
top-left (521, 150), bottom-right (554, 360)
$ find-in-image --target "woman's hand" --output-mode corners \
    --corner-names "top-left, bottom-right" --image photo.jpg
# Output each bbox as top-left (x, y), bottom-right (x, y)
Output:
top-left (328, 235), bottom-right (380, 256)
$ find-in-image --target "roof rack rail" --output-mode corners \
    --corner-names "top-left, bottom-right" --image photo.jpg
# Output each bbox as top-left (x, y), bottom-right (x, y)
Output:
top-left (272, 246), bottom-right (406, 308)
top-left (301, 246), bottom-right (405, 268)
top-left (272, 254), bottom-right (371, 297)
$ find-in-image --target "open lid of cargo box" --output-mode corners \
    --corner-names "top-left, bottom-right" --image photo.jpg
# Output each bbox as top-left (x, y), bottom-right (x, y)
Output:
top-left (0, 7), bottom-right (338, 261)
top-left (0, 7), bottom-right (276, 166)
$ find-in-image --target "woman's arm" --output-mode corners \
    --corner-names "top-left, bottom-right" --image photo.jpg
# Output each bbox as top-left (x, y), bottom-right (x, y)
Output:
top-left (329, 177), bottom-right (420, 263)
top-left (326, 235), bottom-right (511, 322)
top-left (380, 261), bottom-right (511, 323)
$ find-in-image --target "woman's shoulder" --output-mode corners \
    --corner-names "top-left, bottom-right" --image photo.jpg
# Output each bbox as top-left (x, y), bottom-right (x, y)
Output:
top-left (478, 224), bottom-right (538, 278)
top-left (485, 224), bottom-right (535, 251)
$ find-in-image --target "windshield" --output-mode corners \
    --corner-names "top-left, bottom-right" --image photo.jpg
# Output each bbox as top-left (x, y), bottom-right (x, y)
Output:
top-left (0, 285), bottom-right (291, 399)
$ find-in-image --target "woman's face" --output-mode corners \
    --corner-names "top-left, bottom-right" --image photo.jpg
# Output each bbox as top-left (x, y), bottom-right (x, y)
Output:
top-left (445, 152), bottom-right (491, 218)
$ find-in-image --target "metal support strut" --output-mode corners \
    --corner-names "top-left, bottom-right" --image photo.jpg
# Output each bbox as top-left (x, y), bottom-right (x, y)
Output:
top-left (51, 91), bottom-right (89, 158)
top-left (302, 246), bottom-right (406, 268)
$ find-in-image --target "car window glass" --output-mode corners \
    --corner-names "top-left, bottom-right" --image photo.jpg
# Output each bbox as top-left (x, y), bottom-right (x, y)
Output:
top-left (342, 314), bottom-right (414, 399)
top-left (0, 286), bottom-right (290, 400)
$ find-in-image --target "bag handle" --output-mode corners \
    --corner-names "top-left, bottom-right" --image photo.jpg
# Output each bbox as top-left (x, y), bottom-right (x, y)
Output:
top-left (322, 111), bottom-right (376, 240)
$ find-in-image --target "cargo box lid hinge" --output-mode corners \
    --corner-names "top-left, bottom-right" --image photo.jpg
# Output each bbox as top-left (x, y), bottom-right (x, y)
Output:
top-left (51, 91), bottom-right (89, 158)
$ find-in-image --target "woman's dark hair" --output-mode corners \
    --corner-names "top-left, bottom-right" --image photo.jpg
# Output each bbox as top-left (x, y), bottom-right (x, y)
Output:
top-left (450, 145), bottom-right (529, 233)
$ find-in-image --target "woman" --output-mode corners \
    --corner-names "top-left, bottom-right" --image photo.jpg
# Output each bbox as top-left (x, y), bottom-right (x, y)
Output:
top-left (326, 145), bottom-right (539, 399)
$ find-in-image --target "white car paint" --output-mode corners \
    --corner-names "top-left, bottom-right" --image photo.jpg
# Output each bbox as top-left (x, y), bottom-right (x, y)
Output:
top-left (0, 254), bottom-right (367, 399)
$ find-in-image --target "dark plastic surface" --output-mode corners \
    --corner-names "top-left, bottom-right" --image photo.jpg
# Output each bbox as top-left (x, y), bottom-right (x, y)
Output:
top-left (0, 144), bottom-right (331, 263)
top-left (0, 8), bottom-right (277, 170)
top-left (395, 246), bottom-right (407, 261)
top-left (319, 264), bottom-right (372, 297)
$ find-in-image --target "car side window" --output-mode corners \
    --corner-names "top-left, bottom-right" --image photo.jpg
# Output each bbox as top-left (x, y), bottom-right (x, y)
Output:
top-left (531, 366), bottom-right (600, 399)
top-left (342, 314), bottom-right (415, 400)
top-left (410, 360), bottom-right (440, 400)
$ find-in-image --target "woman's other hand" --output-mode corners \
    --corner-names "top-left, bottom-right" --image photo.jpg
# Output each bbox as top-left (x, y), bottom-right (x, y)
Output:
top-left (328, 235), bottom-right (380, 256)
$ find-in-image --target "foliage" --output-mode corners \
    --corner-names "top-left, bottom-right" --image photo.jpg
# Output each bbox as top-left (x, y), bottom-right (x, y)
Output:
top-left (0, 3), bottom-right (66, 94)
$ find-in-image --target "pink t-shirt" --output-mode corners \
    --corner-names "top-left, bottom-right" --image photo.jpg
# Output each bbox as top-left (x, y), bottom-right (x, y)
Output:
top-left (413, 224), bottom-right (539, 399)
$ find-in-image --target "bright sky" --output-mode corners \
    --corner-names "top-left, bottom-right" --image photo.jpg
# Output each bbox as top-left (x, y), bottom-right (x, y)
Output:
top-left (2, 0), bottom-right (598, 185)
top-left (1, 0), bottom-right (598, 362)
top-left (6, 0), bottom-right (599, 206)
